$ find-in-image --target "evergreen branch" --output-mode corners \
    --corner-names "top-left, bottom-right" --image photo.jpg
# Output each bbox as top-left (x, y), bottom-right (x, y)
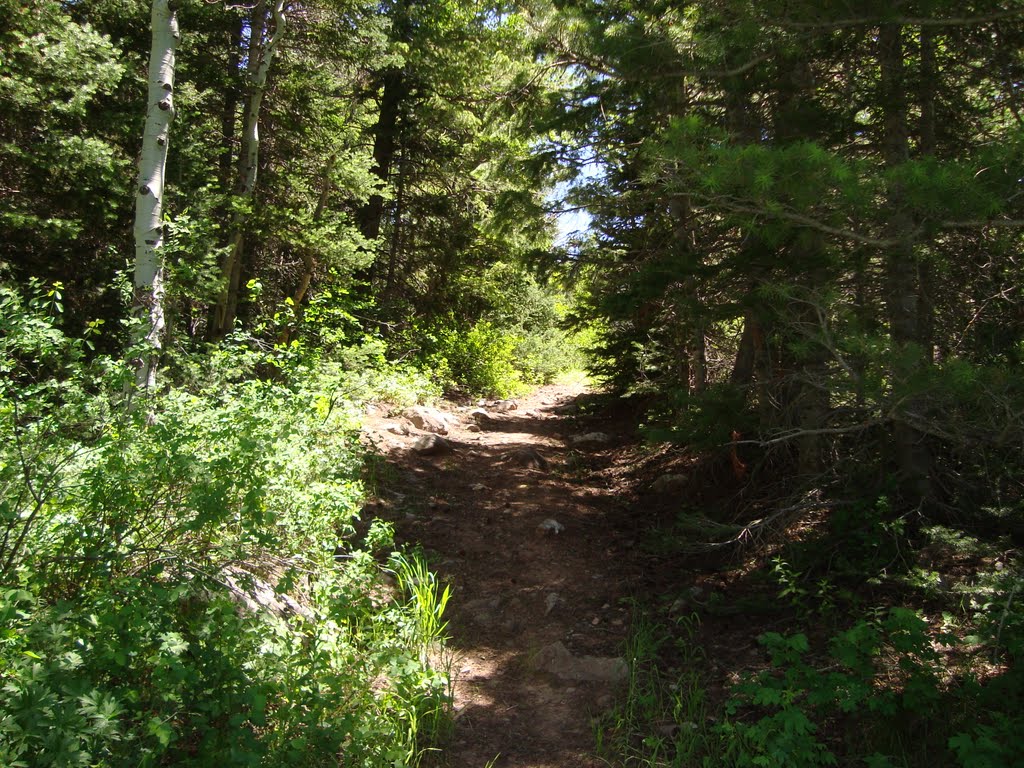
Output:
top-left (695, 196), bottom-right (912, 248)
top-left (941, 218), bottom-right (1024, 228)
top-left (766, 10), bottom-right (1024, 30)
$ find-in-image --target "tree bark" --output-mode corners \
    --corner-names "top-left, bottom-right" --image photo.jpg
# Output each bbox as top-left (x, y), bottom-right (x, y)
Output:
top-left (208, 0), bottom-right (287, 340)
top-left (358, 65), bottom-right (406, 246)
top-left (668, 192), bottom-right (705, 395)
top-left (879, 23), bottom-right (933, 502)
top-left (384, 150), bottom-right (408, 300)
top-left (917, 25), bottom-right (937, 361)
top-left (132, 0), bottom-right (179, 390)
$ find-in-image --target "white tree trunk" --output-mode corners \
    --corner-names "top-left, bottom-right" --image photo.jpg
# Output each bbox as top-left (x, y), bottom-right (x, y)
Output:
top-left (132, 0), bottom-right (179, 389)
top-left (210, 0), bottom-right (287, 338)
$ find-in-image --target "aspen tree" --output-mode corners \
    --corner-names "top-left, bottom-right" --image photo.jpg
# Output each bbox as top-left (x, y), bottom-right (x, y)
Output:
top-left (132, 0), bottom-right (179, 389)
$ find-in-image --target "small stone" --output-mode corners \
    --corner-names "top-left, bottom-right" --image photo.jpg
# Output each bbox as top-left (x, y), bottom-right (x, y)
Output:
top-left (463, 596), bottom-right (503, 627)
top-left (469, 408), bottom-right (491, 423)
top-left (569, 432), bottom-right (612, 448)
top-left (537, 518), bottom-right (564, 534)
top-left (502, 447), bottom-right (549, 470)
top-left (544, 593), bottom-right (563, 616)
top-left (412, 434), bottom-right (453, 456)
top-left (489, 399), bottom-right (519, 412)
top-left (470, 483), bottom-right (488, 492)
top-left (385, 422), bottom-right (410, 436)
top-left (466, 424), bottom-right (482, 433)
top-left (651, 473), bottom-right (689, 494)
top-left (534, 641), bottom-right (629, 683)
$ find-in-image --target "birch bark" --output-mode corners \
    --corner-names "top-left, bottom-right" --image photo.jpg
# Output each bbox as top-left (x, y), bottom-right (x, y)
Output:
top-left (132, 0), bottom-right (179, 389)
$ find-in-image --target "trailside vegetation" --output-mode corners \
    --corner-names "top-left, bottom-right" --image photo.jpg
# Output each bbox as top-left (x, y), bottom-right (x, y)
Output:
top-left (3, 0), bottom-right (1024, 765)
top-left (530, 1), bottom-right (1024, 765)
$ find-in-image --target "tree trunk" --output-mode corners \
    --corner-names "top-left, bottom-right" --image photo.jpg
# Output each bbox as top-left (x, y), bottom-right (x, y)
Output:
top-left (669, 192), bottom-right (705, 395)
top-left (132, 0), bottom-right (179, 390)
top-left (917, 25), bottom-right (937, 361)
top-left (358, 66), bottom-right (406, 246)
top-left (356, 0), bottom-right (411, 291)
top-left (208, 0), bottom-right (287, 341)
top-left (879, 23), bottom-right (933, 502)
top-left (384, 150), bottom-right (408, 300)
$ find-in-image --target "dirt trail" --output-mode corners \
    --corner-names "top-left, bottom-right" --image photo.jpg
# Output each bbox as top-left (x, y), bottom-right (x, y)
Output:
top-left (361, 384), bottom-right (645, 768)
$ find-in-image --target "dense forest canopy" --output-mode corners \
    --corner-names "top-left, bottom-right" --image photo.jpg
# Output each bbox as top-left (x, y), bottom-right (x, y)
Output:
top-left (2, 0), bottom-right (1024, 765)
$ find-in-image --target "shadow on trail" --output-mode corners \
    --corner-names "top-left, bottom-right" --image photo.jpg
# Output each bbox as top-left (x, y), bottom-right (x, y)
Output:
top-left (361, 386), bottom-right (643, 768)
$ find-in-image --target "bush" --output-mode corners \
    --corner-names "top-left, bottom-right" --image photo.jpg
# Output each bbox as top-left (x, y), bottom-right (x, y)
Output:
top-left (0, 283), bottom-right (451, 766)
top-left (424, 320), bottom-right (526, 398)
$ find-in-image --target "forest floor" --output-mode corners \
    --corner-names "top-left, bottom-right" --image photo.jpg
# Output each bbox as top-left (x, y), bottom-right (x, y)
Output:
top-left (360, 383), bottom-right (656, 768)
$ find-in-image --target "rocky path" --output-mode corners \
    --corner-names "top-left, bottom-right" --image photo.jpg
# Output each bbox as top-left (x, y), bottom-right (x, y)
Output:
top-left (361, 384), bottom-right (645, 768)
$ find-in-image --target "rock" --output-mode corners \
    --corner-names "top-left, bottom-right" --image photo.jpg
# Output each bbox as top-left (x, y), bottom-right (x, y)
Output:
top-left (544, 592), bottom-right (563, 616)
top-left (466, 424), bottom-right (481, 433)
top-left (402, 406), bottom-right (451, 435)
top-left (651, 473), bottom-right (688, 494)
top-left (489, 399), bottom-right (518, 413)
top-left (470, 483), bottom-right (489, 492)
top-left (385, 422), bottom-right (410, 436)
top-left (502, 447), bottom-right (549, 470)
top-left (670, 587), bottom-right (705, 614)
top-left (534, 641), bottom-right (629, 683)
top-left (469, 408), bottom-right (491, 422)
top-left (569, 432), bottom-right (612, 448)
top-left (412, 434), bottom-right (453, 456)
top-left (222, 566), bottom-right (311, 620)
top-left (463, 596), bottom-right (503, 627)
top-left (537, 518), bottom-right (564, 534)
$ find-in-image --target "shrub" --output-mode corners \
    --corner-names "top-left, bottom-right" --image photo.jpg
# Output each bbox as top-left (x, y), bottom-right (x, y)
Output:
top-left (0, 282), bottom-right (451, 767)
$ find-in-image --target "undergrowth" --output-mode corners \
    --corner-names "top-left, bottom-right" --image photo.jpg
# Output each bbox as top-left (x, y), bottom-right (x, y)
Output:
top-left (599, 494), bottom-right (1024, 768)
top-left (0, 285), bottom-right (453, 766)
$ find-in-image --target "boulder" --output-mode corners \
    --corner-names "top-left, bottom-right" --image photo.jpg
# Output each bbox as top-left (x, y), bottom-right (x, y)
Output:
top-left (402, 406), bottom-right (450, 435)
